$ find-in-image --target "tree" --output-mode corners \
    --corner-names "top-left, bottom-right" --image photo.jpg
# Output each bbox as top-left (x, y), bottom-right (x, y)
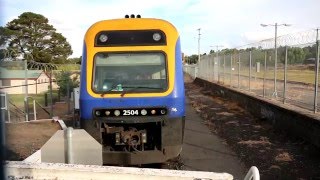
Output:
top-left (0, 12), bottom-right (72, 63)
top-left (67, 56), bottom-right (82, 64)
top-left (279, 47), bottom-right (306, 64)
top-left (289, 47), bottom-right (305, 64)
top-left (55, 71), bottom-right (79, 96)
top-left (303, 44), bottom-right (317, 59)
top-left (0, 49), bottom-right (5, 60)
top-left (185, 54), bottom-right (198, 64)
top-left (220, 48), bottom-right (238, 54)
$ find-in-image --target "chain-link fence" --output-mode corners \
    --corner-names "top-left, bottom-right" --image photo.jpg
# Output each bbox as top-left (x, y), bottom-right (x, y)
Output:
top-left (0, 54), bottom-right (80, 123)
top-left (184, 29), bottom-right (320, 113)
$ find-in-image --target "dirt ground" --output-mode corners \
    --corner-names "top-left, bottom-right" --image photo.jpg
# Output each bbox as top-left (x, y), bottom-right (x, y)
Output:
top-left (184, 74), bottom-right (320, 179)
top-left (5, 101), bottom-right (72, 161)
top-left (5, 120), bottom-right (60, 161)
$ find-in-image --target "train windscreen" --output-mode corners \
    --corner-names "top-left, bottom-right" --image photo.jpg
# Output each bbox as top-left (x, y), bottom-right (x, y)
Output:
top-left (93, 52), bottom-right (168, 93)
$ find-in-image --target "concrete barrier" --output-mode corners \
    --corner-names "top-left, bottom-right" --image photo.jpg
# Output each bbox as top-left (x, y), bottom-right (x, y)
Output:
top-left (41, 129), bottom-right (102, 165)
top-left (6, 161), bottom-right (233, 180)
top-left (23, 150), bottom-right (41, 163)
top-left (193, 78), bottom-right (320, 148)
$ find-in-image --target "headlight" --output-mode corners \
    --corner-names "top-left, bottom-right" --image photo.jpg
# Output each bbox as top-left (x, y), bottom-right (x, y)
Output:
top-left (151, 110), bottom-right (156, 115)
top-left (141, 109), bottom-right (147, 116)
top-left (160, 109), bottom-right (166, 115)
top-left (114, 110), bottom-right (120, 116)
top-left (115, 133), bottom-right (120, 144)
top-left (95, 110), bottom-right (101, 116)
top-left (105, 111), bottom-right (111, 116)
top-left (141, 132), bottom-right (147, 143)
top-left (99, 34), bottom-right (108, 42)
top-left (153, 33), bottom-right (161, 41)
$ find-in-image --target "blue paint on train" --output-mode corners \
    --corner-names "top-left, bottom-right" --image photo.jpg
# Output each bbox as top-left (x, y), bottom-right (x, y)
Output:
top-left (79, 38), bottom-right (185, 120)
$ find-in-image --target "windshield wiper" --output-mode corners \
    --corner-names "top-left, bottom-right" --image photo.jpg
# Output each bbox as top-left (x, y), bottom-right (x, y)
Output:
top-left (120, 86), bottom-right (164, 97)
top-left (100, 84), bottom-right (121, 97)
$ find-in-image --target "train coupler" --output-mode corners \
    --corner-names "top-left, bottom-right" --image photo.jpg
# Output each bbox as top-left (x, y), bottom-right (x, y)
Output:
top-left (101, 123), bottom-right (147, 151)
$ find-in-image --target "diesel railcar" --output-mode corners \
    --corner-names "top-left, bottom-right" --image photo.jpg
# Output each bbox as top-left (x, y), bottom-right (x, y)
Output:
top-left (80, 15), bottom-right (185, 165)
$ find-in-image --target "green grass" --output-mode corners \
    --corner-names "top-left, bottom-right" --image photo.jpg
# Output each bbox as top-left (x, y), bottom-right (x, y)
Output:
top-left (232, 68), bottom-right (317, 84)
top-left (8, 91), bottom-right (59, 108)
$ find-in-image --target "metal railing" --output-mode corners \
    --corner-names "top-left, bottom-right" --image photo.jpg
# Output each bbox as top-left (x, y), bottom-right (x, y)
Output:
top-left (244, 166), bottom-right (260, 180)
top-left (8, 100), bottom-right (25, 122)
top-left (25, 96), bottom-right (52, 121)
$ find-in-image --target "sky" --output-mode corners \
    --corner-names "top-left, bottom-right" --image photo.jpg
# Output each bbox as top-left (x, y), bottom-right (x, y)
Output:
top-left (1, 0), bottom-right (319, 57)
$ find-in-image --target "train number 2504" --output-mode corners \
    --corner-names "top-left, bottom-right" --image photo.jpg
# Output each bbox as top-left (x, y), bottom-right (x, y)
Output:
top-left (123, 110), bottom-right (139, 116)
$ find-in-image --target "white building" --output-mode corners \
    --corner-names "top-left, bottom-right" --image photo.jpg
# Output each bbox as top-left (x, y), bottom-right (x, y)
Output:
top-left (0, 67), bottom-right (58, 94)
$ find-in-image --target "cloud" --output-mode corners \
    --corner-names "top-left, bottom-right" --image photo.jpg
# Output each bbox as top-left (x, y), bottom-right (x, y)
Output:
top-left (2, 0), bottom-right (320, 57)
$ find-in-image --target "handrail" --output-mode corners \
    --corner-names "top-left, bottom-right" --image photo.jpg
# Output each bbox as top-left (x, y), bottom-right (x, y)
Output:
top-left (244, 166), bottom-right (260, 180)
top-left (34, 100), bottom-right (50, 115)
top-left (24, 96), bottom-right (51, 121)
top-left (8, 100), bottom-right (25, 114)
top-left (8, 109), bottom-right (24, 122)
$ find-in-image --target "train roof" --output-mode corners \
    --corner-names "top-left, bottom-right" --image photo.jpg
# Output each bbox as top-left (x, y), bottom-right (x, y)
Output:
top-left (85, 17), bottom-right (179, 38)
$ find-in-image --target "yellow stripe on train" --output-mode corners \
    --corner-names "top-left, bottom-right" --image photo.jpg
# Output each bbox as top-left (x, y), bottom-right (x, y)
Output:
top-left (84, 18), bottom-right (179, 98)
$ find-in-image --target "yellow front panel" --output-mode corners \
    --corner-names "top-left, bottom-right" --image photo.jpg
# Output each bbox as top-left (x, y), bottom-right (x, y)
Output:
top-left (84, 18), bottom-right (179, 98)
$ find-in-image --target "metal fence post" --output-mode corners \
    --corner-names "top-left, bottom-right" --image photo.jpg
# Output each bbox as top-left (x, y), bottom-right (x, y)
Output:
top-left (238, 53), bottom-right (241, 88)
top-left (7, 94), bottom-right (10, 123)
top-left (249, 51), bottom-right (252, 92)
top-left (67, 78), bottom-right (71, 114)
top-left (314, 29), bottom-right (319, 113)
top-left (66, 127), bottom-right (74, 164)
top-left (263, 52), bottom-right (267, 98)
top-left (223, 54), bottom-right (226, 84)
top-left (217, 53), bottom-right (220, 83)
top-left (24, 59), bottom-right (28, 122)
top-left (0, 93), bottom-right (8, 123)
top-left (208, 56), bottom-right (211, 81)
top-left (283, 46), bottom-right (288, 104)
top-left (24, 98), bottom-right (29, 122)
top-left (191, 66), bottom-right (194, 78)
top-left (49, 71), bottom-right (54, 118)
top-left (33, 100), bottom-right (37, 120)
top-left (230, 54), bottom-right (233, 87)
top-left (212, 55), bottom-right (215, 81)
top-left (0, 92), bottom-right (6, 180)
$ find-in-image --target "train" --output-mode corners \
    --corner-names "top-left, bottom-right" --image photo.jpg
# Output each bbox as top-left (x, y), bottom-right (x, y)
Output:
top-left (79, 15), bottom-right (185, 165)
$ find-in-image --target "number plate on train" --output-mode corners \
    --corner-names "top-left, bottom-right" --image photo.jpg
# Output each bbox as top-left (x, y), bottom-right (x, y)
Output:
top-left (94, 108), bottom-right (167, 117)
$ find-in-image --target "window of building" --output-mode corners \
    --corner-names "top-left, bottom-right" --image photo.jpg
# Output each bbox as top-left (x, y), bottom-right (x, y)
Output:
top-left (2, 79), bottom-right (11, 86)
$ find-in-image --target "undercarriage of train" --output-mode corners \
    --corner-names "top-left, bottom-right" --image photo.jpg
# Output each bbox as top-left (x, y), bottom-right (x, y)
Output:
top-left (100, 122), bottom-right (162, 152)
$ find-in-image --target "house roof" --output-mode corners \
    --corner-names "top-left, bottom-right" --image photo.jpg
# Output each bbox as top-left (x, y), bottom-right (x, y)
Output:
top-left (0, 67), bottom-right (44, 79)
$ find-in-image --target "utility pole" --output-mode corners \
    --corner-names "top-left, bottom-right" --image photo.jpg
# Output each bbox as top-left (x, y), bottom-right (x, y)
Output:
top-left (197, 28), bottom-right (201, 63)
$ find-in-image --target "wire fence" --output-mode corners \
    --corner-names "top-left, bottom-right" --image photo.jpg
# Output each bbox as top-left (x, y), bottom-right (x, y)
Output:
top-left (184, 28), bottom-right (320, 113)
top-left (0, 53), bottom-right (80, 123)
